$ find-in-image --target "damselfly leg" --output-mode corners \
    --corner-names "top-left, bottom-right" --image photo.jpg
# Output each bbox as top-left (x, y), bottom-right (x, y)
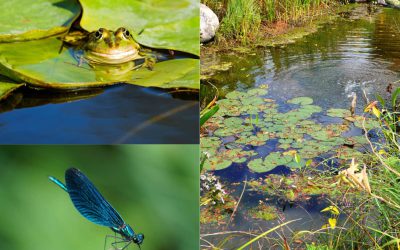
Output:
top-left (104, 234), bottom-right (124, 250)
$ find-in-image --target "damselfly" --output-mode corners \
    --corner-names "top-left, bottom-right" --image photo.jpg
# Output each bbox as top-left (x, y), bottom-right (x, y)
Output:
top-left (49, 168), bottom-right (143, 250)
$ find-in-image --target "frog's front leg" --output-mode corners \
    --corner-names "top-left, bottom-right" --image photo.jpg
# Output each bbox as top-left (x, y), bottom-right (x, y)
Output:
top-left (143, 56), bottom-right (156, 70)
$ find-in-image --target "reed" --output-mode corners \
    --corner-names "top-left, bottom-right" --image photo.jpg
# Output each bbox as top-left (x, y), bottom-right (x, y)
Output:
top-left (219, 0), bottom-right (262, 43)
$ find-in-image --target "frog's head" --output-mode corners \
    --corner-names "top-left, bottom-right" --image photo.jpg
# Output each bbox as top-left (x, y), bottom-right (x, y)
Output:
top-left (84, 27), bottom-right (141, 64)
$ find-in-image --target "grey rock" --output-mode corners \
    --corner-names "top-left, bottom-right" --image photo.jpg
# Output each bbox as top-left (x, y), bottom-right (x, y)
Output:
top-left (200, 4), bottom-right (219, 43)
top-left (377, 0), bottom-right (387, 5)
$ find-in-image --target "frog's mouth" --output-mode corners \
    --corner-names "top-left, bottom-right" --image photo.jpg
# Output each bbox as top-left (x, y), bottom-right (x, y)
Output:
top-left (85, 50), bottom-right (141, 64)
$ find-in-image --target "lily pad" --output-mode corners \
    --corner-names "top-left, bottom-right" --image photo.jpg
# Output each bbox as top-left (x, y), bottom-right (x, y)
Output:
top-left (79, 0), bottom-right (199, 55)
top-left (327, 108), bottom-right (351, 118)
top-left (248, 152), bottom-right (293, 173)
top-left (0, 0), bottom-right (81, 42)
top-left (287, 96), bottom-right (313, 105)
top-left (203, 149), bottom-right (257, 171)
top-left (202, 88), bottom-right (372, 174)
top-left (0, 37), bottom-right (198, 89)
top-left (0, 77), bottom-right (23, 101)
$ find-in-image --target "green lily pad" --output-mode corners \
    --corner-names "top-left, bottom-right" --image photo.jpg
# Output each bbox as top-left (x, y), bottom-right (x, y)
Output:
top-left (0, 77), bottom-right (23, 101)
top-left (0, 0), bottom-right (80, 42)
top-left (202, 88), bottom-right (371, 173)
top-left (79, 0), bottom-right (199, 55)
top-left (236, 132), bottom-right (270, 146)
top-left (248, 152), bottom-right (293, 173)
top-left (327, 108), bottom-right (351, 118)
top-left (203, 149), bottom-right (257, 171)
top-left (353, 116), bottom-right (380, 130)
top-left (0, 37), bottom-right (199, 89)
top-left (225, 90), bottom-right (247, 100)
top-left (287, 96), bottom-right (313, 105)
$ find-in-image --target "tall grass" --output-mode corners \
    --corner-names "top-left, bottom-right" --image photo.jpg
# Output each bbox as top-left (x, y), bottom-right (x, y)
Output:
top-left (202, 0), bottom-right (342, 43)
top-left (219, 0), bottom-right (262, 43)
top-left (260, 0), bottom-right (334, 24)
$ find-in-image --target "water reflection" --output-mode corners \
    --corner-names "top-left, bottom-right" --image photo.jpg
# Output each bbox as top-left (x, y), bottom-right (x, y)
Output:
top-left (204, 7), bottom-right (400, 113)
top-left (0, 85), bottom-right (198, 144)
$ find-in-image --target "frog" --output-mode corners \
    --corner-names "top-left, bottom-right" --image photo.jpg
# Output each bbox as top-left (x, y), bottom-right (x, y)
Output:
top-left (63, 27), bottom-right (155, 69)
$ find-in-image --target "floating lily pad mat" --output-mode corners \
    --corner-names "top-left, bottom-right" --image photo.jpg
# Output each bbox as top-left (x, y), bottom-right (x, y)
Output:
top-left (79, 0), bottom-right (199, 56)
top-left (0, 0), bottom-right (81, 42)
top-left (201, 88), bottom-right (379, 172)
top-left (0, 37), bottom-right (199, 89)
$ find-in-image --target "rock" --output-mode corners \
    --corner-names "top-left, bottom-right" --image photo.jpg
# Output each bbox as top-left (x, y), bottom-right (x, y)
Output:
top-left (377, 0), bottom-right (387, 6)
top-left (200, 4), bottom-right (219, 43)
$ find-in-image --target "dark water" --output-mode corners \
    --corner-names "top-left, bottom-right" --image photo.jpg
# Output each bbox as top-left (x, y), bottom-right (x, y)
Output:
top-left (201, 6), bottom-right (400, 247)
top-left (0, 84), bottom-right (198, 144)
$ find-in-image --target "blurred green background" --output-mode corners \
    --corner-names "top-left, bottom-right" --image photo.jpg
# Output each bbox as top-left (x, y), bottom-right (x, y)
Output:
top-left (0, 145), bottom-right (199, 250)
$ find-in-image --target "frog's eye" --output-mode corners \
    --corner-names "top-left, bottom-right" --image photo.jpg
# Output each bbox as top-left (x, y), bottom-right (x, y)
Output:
top-left (122, 29), bottom-right (130, 38)
top-left (95, 29), bottom-right (103, 39)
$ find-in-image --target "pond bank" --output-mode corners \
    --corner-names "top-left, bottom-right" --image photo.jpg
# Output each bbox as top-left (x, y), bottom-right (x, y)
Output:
top-left (200, 4), bottom-right (400, 249)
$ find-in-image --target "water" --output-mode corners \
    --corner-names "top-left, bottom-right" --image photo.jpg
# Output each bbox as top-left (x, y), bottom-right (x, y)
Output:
top-left (201, 6), bottom-right (400, 247)
top-left (0, 84), bottom-right (198, 144)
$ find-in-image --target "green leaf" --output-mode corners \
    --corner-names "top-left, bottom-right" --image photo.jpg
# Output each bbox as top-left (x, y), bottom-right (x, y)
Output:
top-left (0, 37), bottom-right (199, 89)
top-left (391, 87), bottom-right (400, 109)
top-left (79, 0), bottom-right (199, 55)
top-left (287, 97), bottom-right (313, 105)
top-left (326, 108), bottom-right (351, 118)
top-left (376, 94), bottom-right (385, 107)
top-left (200, 105), bottom-right (219, 127)
top-left (0, 0), bottom-right (80, 42)
top-left (0, 78), bottom-right (23, 101)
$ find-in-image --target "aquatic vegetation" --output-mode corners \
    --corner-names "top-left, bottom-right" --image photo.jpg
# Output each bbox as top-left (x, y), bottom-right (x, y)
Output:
top-left (249, 202), bottom-right (279, 221)
top-left (203, 0), bottom-right (342, 44)
top-left (0, 0), bottom-right (199, 94)
top-left (219, 0), bottom-right (261, 43)
top-left (202, 87), bottom-right (377, 172)
top-left (0, 0), bottom-right (80, 42)
top-left (200, 173), bottom-right (236, 224)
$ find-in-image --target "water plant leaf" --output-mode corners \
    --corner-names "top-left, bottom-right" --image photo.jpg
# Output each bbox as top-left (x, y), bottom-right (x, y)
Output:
top-left (0, 37), bottom-right (198, 89)
top-left (200, 106), bottom-right (219, 127)
top-left (203, 88), bottom-right (370, 174)
top-left (79, 0), bottom-right (199, 55)
top-left (248, 152), bottom-right (293, 173)
top-left (0, 80), bottom-right (23, 101)
top-left (328, 218), bottom-right (337, 229)
top-left (0, 0), bottom-right (80, 42)
top-left (203, 149), bottom-right (257, 171)
top-left (327, 108), bottom-right (351, 118)
top-left (321, 205), bottom-right (340, 215)
top-left (287, 96), bottom-right (313, 105)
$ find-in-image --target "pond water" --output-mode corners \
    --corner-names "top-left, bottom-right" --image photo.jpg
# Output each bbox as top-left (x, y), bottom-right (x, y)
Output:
top-left (0, 85), bottom-right (198, 144)
top-left (201, 6), bottom-right (400, 248)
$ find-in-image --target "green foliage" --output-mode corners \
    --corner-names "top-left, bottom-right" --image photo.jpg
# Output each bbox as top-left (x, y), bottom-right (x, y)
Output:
top-left (202, 88), bottom-right (373, 172)
top-left (220, 0), bottom-right (261, 43)
top-left (80, 0), bottom-right (199, 55)
top-left (208, 0), bottom-right (340, 43)
top-left (0, 0), bottom-right (80, 42)
top-left (0, 37), bottom-right (199, 89)
top-left (0, 78), bottom-right (23, 101)
top-left (0, 145), bottom-right (199, 250)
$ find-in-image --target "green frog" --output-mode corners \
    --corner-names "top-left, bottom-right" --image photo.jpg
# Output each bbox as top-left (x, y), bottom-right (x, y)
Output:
top-left (64, 27), bottom-right (155, 68)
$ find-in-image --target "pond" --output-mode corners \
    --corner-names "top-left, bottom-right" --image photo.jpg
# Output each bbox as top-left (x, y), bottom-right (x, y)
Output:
top-left (201, 6), bottom-right (400, 248)
top-left (0, 84), bottom-right (198, 144)
top-left (0, 0), bottom-right (200, 144)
